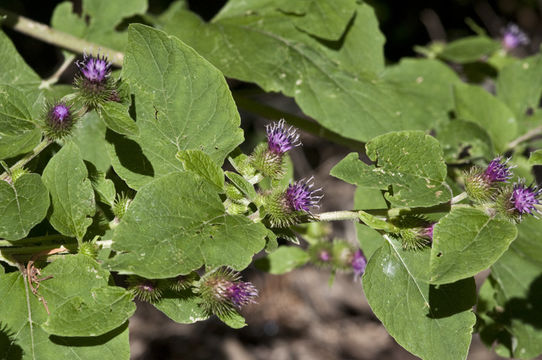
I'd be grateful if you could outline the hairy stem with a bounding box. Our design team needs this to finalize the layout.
[451,191,468,204]
[0,8,124,66]
[317,210,361,222]
[506,125,542,151]
[233,94,364,150]
[40,54,76,89]
[0,139,52,181]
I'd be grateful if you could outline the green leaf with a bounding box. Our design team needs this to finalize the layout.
[331,131,452,208]
[106,130,154,190]
[51,0,148,50]
[217,311,247,329]
[0,272,130,359]
[40,255,135,337]
[106,172,267,278]
[497,55,542,119]
[122,24,244,179]
[159,4,457,142]
[98,102,139,137]
[0,85,41,160]
[72,111,111,173]
[453,82,517,152]
[225,171,257,200]
[254,246,309,274]
[153,289,209,324]
[42,142,96,239]
[436,120,494,162]
[478,217,542,359]
[529,150,542,165]
[439,36,500,63]
[354,186,386,259]
[430,207,517,284]
[0,173,49,240]
[176,150,224,191]
[0,30,41,91]
[358,210,399,232]
[363,236,476,360]
[277,0,356,40]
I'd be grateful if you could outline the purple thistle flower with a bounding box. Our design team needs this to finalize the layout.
[420,223,436,241]
[351,249,367,281]
[285,177,323,212]
[484,157,513,183]
[77,52,112,83]
[226,281,258,308]
[511,181,541,215]
[49,103,70,124]
[266,119,301,155]
[502,24,529,50]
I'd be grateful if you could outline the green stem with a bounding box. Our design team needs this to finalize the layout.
[451,191,468,204]
[506,125,542,151]
[0,8,124,66]
[233,94,364,150]
[0,139,52,181]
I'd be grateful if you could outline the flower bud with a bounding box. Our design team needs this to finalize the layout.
[112,193,131,220]
[75,52,116,108]
[168,272,198,292]
[465,157,513,202]
[79,241,99,259]
[501,24,529,51]
[331,240,355,271]
[265,177,323,227]
[43,102,75,139]
[390,215,434,250]
[495,180,541,222]
[308,241,333,267]
[127,276,164,303]
[351,249,367,282]
[196,268,258,317]
[251,120,301,179]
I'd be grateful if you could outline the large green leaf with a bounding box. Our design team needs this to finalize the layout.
[72,111,111,173]
[430,207,517,284]
[497,55,542,119]
[478,218,542,359]
[0,85,41,160]
[436,120,494,162]
[0,173,49,240]
[438,36,500,63]
[153,288,209,324]
[453,82,517,152]
[106,172,267,278]
[121,24,244,179]
[51,0,148,51]
[363,236,476,360]
[42,142,96,240]
[157,2,457,142]
[0,269,130,359]
[331,131,452,208]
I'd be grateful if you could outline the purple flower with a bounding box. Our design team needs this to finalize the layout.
[77,52,111,83]
[351,249,367,281]
[420,223,436,241]
[511,181,541,215]
[502,24,529,50]
[285,177,323,212]
[226,281,258,308]
[266,119,301,155]
[484,157,513,183]
[49,103,70,124]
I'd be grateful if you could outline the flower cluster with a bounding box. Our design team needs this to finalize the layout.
[308,240,367,281]
[74,52,117,108]
[465,157,541,222]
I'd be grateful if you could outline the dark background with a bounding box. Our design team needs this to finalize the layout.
[2,1,540,359]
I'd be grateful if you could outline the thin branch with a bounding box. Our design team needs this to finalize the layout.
[0,8,123,66]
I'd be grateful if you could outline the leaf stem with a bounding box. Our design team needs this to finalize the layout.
[232,94,364,150]
[0,8,124,66]
[0,139,52,181]
[451,191,468,204]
